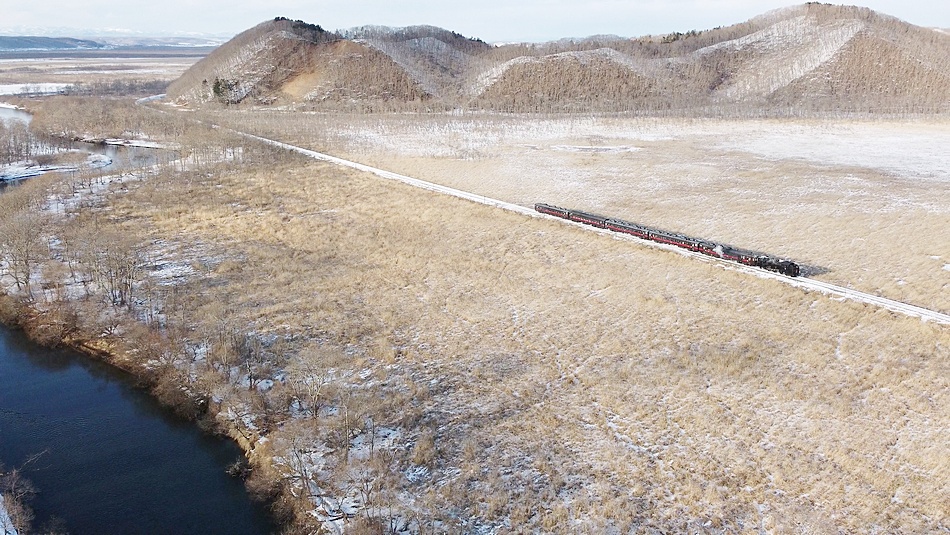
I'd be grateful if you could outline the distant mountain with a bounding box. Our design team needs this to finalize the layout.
[0,36,105,51]
[166,4,950,114]
[92,37,227,48]
[1,24,231,39]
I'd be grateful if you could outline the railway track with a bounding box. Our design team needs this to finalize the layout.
[241,132,950,326]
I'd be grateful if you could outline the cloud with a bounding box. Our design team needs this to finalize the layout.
[1,0,946,41]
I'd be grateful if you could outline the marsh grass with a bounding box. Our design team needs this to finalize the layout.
[6,99,945,531]
[201,111,950,314]
[96,147,950,531]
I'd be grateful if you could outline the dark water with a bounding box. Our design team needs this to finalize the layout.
[0,326,278,534]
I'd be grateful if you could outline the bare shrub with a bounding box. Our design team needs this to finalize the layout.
[411,431,436,467]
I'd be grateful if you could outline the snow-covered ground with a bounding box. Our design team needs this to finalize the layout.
[285,113,950,313]
[98,138,168,149]
[0,83,72,96]
[269,426,406,534]
[0,494,17,535]
[0,58,196,87]
[0,153,112,182]
[62,136,171,150]
[329,116,950,182]
[714,121,950,182]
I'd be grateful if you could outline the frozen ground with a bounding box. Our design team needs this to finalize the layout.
[321,115,950,182]
[249,130,950,325]
[713,121,950,182]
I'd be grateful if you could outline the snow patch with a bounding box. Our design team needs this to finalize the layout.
[1,152,112,182]
[716,122,950,182]
[551,145,639,153]
[148,261,196,285]
[405,464,430,483]
[0,494,17,535]
[349,426,401,461]
[471,56,532,96]
[0,82,72,96]
[99,138,169,149]
[695,16,865,100]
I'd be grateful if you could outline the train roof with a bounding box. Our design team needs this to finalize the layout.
[540,203,792,263]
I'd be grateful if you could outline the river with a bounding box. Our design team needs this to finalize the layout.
[0,104,167,181]
[0,103,277,534]
[0,327,278,534]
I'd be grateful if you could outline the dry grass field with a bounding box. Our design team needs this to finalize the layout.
[100,125,949,532]
[0,54,201,87]
[204,111,950,315]
[3,90,947,531]
[0,57,190,81]
[1,10,947,528]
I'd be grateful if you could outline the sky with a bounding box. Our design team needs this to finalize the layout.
[0,0,948,42]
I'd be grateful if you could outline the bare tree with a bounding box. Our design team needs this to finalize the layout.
[1,453,47,535]
[284,343,345,417]
[0,208,47,301]
[73,226,146,309]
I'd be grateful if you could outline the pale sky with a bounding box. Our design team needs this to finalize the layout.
[1,1,948,42]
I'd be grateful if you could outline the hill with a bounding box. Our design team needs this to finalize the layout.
[166,4,950,113]
[166,18,428,107]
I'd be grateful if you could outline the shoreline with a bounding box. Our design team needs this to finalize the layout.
[0,296,290,534]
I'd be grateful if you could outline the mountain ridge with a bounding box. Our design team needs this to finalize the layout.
[165,5,950,113]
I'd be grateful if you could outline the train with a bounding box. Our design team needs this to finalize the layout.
[534,203,801,277]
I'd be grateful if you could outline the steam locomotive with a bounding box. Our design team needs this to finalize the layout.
[534,203,801,277]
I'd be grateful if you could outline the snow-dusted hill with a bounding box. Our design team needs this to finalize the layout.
[166,18,426,106]
[167,4,950,113]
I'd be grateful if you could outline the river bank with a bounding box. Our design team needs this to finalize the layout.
[0,101,293,532]
[1,101,172,185]
[0,294,285,534]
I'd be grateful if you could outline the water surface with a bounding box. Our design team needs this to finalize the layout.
[0,322,277,534]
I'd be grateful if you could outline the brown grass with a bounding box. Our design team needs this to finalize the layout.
[7,96,945,531]
[95,146,950,531]
[199,111,950,314]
